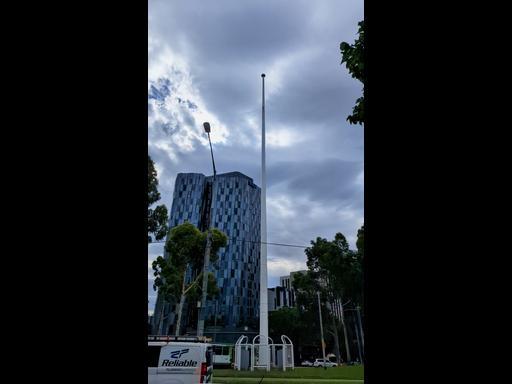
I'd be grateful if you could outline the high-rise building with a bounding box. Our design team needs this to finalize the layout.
[267,286,293,312]
[276,270,306,309]
[153,171,261,339]
[267,270,308,312]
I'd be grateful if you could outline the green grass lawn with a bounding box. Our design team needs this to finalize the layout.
[212,380,362,384]
[214,366,364,381]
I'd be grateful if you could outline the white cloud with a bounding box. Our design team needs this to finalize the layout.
[267,257,306,284]
[148,259,156,279]
[267,128,304,148]
[267,195,297,219]
[148,37,231,165]
[265,49,319,97]
[355,170,364,186]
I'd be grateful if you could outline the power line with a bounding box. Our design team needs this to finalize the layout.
[238,239,308,249]
[267,241,308,249]
[148,238,308,249]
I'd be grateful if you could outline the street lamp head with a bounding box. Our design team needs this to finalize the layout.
[203,122,211,133]
[261,73,265,78]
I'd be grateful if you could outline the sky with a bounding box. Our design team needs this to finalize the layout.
[148,0,364,315]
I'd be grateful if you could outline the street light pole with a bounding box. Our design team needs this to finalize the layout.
[197,122,217,337]
[317,291,327,370]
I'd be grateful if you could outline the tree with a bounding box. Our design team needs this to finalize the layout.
[269,307,302,341]
[152,222,227,335]
[353,224,364,306]
[292,272,340,362]
[269,306,310,359]
[302,232,363,363]
[293,271,321,310]
[148,155,169,242]
[340,20,365,125]
[356,224,364,258]
[185,271,221,328]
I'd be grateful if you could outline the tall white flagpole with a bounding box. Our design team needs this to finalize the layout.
[259,73,269,369]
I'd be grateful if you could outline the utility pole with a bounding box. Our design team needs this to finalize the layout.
[197,122,217,337]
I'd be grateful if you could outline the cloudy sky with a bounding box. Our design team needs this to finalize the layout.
[148,0,364,314]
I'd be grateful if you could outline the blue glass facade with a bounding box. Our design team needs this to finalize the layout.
[154,171,261,335]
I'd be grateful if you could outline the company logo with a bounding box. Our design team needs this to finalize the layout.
[161,359,198,367]
[170,349,189,359]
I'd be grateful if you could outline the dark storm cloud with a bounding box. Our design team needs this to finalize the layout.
[268,64,362,127]
[269,158,363,205]
[149,0,364,147]
[150,0,314,62]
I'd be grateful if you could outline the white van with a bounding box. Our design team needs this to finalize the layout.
[148,336,214,384]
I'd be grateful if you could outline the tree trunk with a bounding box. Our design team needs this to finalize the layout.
[157,297,165,335]
[340,308,351,363]
[174,273,187,336]
[326,290,341,364]
[356,306,364,352]
[157,244,171,335]
[331,315,341,364]
[354,316,363,363]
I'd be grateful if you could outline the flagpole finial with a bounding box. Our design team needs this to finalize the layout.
[261,73,265,77]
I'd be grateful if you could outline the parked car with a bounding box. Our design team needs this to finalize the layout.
[300,360,313,367]
[313,358,338,368]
